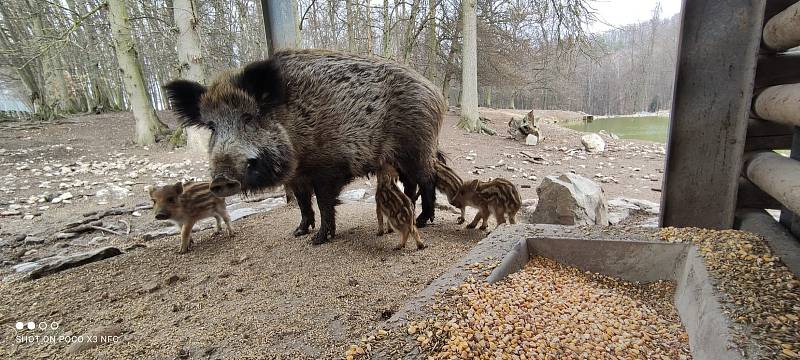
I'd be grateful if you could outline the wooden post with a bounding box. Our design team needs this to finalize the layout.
[753,84,800,127]
[780,128,800,238]
[743,150,800,215]
[660,0,767,229]
[763,1,800,51]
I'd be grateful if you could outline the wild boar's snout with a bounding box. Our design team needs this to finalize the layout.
[210,176,241,197]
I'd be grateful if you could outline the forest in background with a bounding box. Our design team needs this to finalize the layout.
[0,0,678,127]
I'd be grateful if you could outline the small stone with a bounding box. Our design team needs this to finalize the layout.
[24,236,45,245]
[143,281,161,293]
[525,134,539,146]
[165,274,182,285]
[56,232,77,240]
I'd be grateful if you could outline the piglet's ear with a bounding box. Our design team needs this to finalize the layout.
[234,59,285,111]
[164,80,207,128]
[469,179,479,192]
[174,182,184,194]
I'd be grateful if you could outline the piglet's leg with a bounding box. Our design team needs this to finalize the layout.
[394,227,409,250]
[376,202,386,236]
[494,209,507,228]
[479,206,490,230]
[220,210,235,236]
[466,211,483,229]
[457,207,466,224]
[179,220,196,254]
[214,216,223,233]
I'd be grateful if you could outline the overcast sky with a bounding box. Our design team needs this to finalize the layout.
[589,0,683,32]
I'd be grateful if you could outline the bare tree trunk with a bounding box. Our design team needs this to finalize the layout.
[401,0,420,63]
[107,0,167,145]
[382,0,391,57]
[457,0,479,132]
[424,0,437,81]
[346,0,355,52]
[363,0,374,55]
[174,0,210,151]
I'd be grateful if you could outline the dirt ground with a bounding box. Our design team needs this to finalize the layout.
[0,108,667,358]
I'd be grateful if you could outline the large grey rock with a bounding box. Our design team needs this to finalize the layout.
[580,133,606,153]
[528,173,609,226]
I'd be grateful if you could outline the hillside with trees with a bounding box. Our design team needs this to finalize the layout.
[0,0,678,137]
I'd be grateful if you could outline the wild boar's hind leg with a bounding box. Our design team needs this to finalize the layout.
[399,172,418,205]
[398,161,437,228]
[417,181,436,227]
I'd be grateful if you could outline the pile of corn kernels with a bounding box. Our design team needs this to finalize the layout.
[413,256,691,359]
[660,228,800,359]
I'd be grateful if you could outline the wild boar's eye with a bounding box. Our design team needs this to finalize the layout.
[247,158,257,169]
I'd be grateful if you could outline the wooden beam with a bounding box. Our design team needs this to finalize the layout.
[745,134,793,150]
[763,1,800,51]
[737,177,782,209]
[746,117,794,150]
[753,84,800,127]
[764,0,799,23]
[780,128,800,238]
[660,0,767,229]
[743,150,800,215]
[754,52,800,90]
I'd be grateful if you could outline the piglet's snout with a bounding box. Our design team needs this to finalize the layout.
[210,176,241,197]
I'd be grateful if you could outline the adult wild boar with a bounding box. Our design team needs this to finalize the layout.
[165,49,444,245]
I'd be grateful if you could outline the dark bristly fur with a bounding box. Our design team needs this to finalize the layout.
[165,49,445,245]
[375,166,425,250]
[149,181,234,254]
[450,178,522,230]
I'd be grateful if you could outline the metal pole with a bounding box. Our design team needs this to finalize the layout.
[261,0,298,56]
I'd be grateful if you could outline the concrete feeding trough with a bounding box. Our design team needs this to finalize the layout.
[388,224,765,359]
[484,229,757,360]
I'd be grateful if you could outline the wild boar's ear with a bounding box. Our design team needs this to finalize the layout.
[174,182,184,194]
[164,80,207,128]
[235,59,286,110]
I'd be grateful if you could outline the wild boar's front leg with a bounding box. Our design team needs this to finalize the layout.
[290,181,315,237]
[310,175,348,245]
